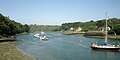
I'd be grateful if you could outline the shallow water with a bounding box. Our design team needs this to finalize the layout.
[16,32,120,60]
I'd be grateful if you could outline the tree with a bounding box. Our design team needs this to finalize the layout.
[0,13,30,37]
[24,24,30,33]
[112,24,120,35]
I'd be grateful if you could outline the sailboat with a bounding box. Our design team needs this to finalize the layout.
[90,14,120,50]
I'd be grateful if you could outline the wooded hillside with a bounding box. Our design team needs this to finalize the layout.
[0,13,30,37]
[61,18,120,35]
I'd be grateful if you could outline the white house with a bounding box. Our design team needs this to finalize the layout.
[76,27,82,32]
[98,27,111,31]
[70,27,74,31]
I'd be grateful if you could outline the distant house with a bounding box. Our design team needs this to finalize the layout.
[70,27,74,31]
[108,27,111,30]
[98,27,105,31]
[76,27,82,32]
[98,27,110,31]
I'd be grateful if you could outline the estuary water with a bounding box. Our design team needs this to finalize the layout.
[16,32,120,60]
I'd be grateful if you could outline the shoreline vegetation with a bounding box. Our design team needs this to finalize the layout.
[0,34,34,60]
[0,42,34,60]
[61,18,120,40]
[63,31,86,35]
[62,31,120,40]
[0,13,34,60]
[85,35,120,40]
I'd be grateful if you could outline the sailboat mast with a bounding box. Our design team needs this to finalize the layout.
[105,12,108,43]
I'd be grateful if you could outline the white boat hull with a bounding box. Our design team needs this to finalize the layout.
[90,44,120,50]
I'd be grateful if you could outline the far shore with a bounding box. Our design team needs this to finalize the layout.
[85,35,120,40]
[62,31,120,40]
[62,31,86,35]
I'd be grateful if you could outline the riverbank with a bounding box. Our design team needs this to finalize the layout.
[63,31,86,35]
[85,35,120,40]
[62,31,120,40]
[0,37,16,43]
[0,39,34,60]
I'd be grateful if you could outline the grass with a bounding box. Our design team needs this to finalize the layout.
[0,42,34,60]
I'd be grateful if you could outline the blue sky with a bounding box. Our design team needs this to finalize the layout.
[0,0,120,25]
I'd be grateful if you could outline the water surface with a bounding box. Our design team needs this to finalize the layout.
[16,32,120,60]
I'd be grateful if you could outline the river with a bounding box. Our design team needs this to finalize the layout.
[16,32,120,60]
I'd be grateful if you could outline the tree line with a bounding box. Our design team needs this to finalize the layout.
[0,13,30,38]
[61,18,120,35]
[30,24,61,32]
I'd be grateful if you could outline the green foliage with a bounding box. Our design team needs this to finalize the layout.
[96,18,120,35]
[0,13,30,37]
[61,18,120,35]
[112,24,120,35]
[30,24,60,32]
[61,21,97,31]
[96,18,120,28]
[96,19,106,27]
[24,24,30,33]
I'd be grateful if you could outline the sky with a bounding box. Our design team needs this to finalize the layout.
[0,0,120,25]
